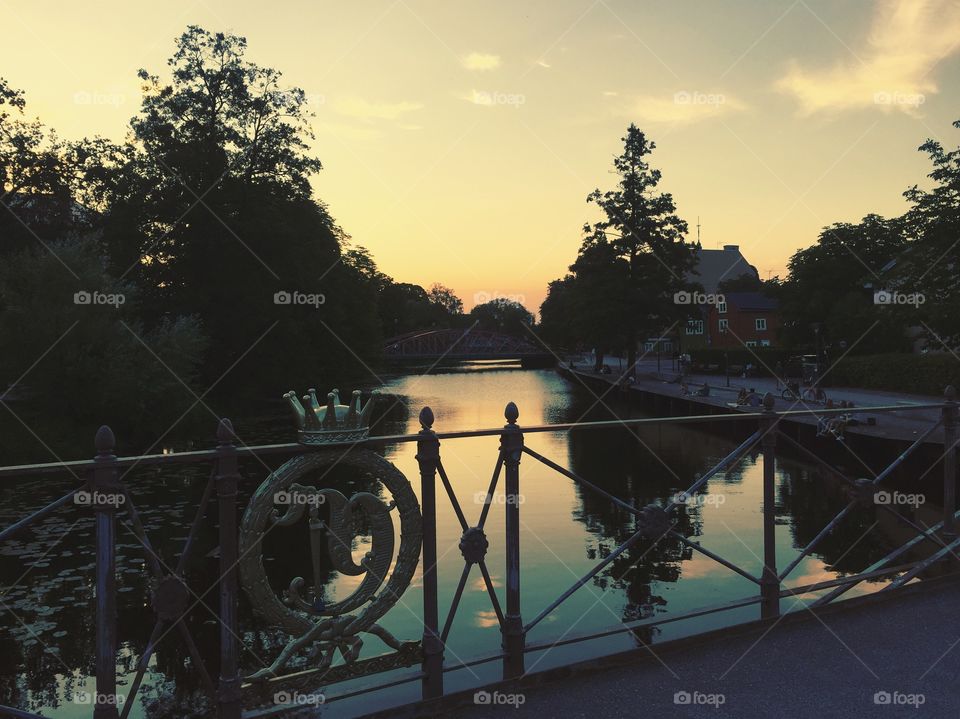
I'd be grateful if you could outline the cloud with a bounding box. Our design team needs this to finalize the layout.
[461,52,501,70]
[536,59,551,69]
[475,610,500,628]
[776,0,960,115]
[332,96,423,122]
[628,91,747,126]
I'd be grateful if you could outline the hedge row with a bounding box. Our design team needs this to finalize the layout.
[826,354,958,397]
[687,349,791,374]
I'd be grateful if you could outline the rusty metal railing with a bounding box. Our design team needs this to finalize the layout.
[0,387,957,718]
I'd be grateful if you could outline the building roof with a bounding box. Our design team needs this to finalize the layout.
[688,244,758,293]
[724,291,778,311]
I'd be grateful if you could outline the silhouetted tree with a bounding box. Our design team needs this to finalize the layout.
[540,242,633,368]
[468,298,534,335]
[895,120,960,349]
[778,215,908,353]
[99,26,381,391]
[0,79,100,253]
[379,282,452,335]
[717,273,764,294]
[0,237,208,457]
[540,125,695,369]
[428,283,464,315]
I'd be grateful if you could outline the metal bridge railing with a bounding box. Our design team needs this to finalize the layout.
[0,387,957,718]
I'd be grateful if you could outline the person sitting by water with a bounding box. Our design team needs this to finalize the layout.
[746,389,763,407]
[680,381,689,395]
[817,410,849,440]
[826,416,848,440]
[696,383,710,397]
[736,388,749,405]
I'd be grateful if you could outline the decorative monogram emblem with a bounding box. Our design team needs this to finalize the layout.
[238,449,422,684]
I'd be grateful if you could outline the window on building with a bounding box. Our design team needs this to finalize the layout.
[718,319,729,332]
[644,342,654,352]
[686,320,703,335]
[755,318,767,331]
[760,339,771,347]
[717,300,727,314]
[746,340,757,347]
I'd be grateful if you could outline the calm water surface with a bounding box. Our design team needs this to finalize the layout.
[0,363,936,716]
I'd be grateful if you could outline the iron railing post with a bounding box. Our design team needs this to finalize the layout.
[760,394,780,619]
[215,419,241,719]
[943,386,958,536]
[501,401,525,679]
[415,407,444,699]
[92,426,120,719]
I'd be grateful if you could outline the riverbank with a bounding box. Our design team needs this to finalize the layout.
[557,357,950,447]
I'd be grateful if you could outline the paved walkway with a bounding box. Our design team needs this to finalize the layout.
[456,580,960,718]
[583,355,946,406]
[563,356,948,445]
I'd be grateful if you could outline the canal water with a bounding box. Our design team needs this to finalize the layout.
[0,363,944,717]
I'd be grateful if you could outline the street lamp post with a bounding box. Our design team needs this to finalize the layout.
[811,322,823,378]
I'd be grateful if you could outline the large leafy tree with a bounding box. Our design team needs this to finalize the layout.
[0,237,209,458]
[540,242,633,366]
[379,282,452,336]
[779,215,909,353]
[102,27,380,390]
[894,121,960,349]
[341,250,463,337]
[427,283,464,316]
[0,79,80,253]
[541,125,695,369]
[469,298,535,335]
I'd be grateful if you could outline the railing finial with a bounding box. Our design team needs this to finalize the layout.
[217,418,236,444]
[95,425,115,455]
[946,385,956,402]
[419,406,435,430]
[504,401,519,424]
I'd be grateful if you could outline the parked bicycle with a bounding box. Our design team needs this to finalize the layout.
[781,381,827,404]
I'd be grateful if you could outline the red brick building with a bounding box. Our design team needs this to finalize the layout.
[705,292,780,348]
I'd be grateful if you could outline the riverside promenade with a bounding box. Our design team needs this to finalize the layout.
[560,356,949,446]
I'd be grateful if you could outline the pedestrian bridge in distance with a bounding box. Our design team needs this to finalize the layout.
[383,327,554,367]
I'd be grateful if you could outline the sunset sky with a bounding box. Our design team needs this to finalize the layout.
[2,0,959,313]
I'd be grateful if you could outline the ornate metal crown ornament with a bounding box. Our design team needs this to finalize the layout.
[283,387,378,445]
[237,386,422,698]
